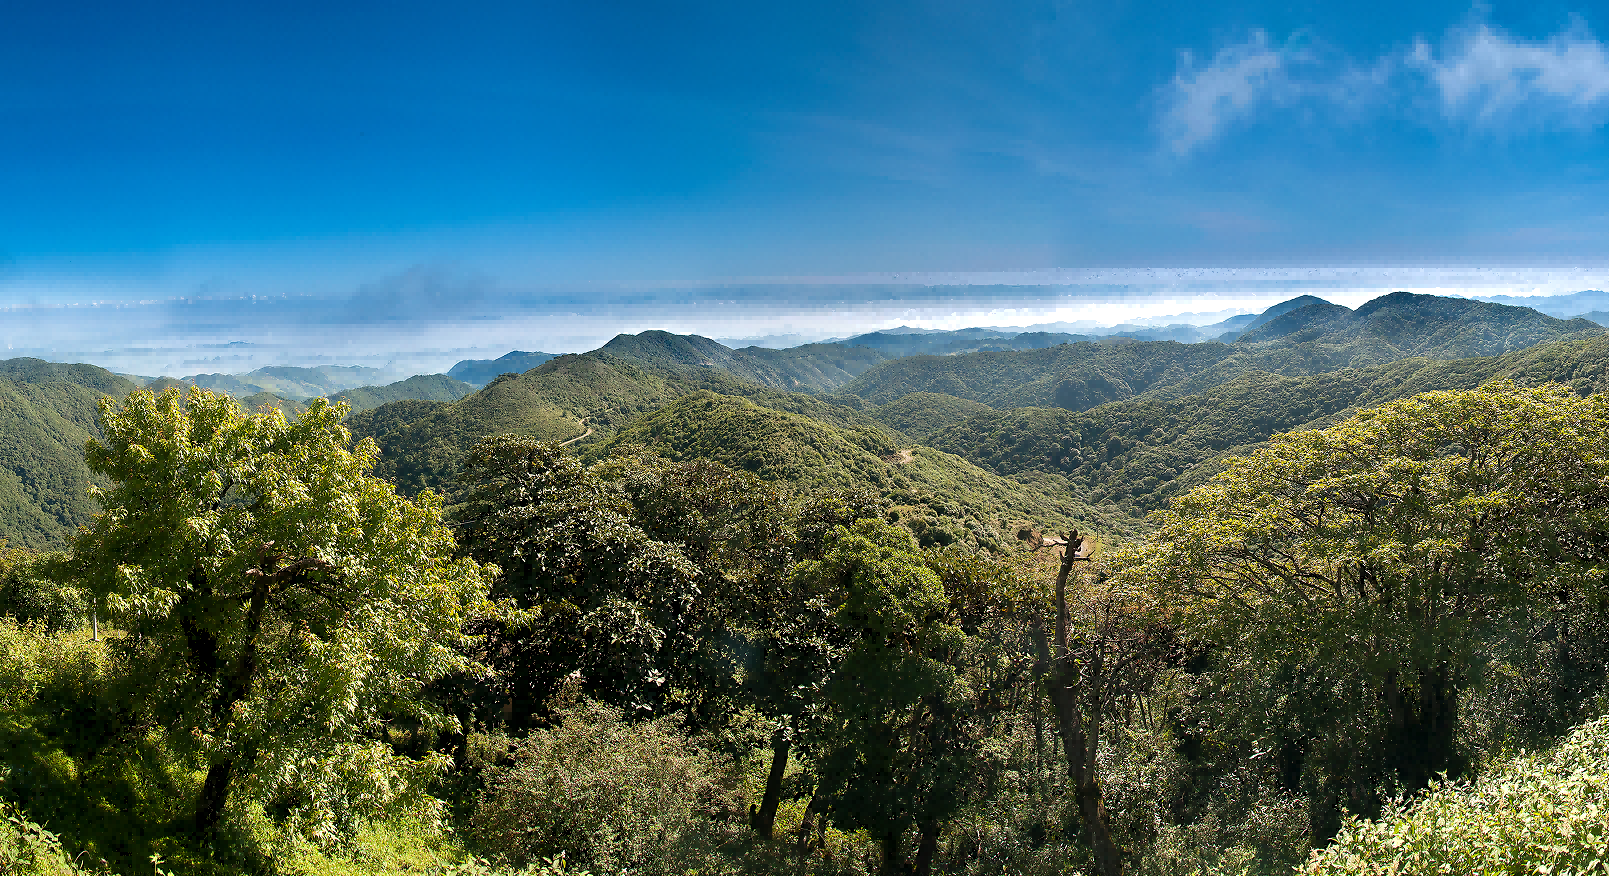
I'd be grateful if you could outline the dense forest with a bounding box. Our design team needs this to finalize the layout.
[3,292,1609,875]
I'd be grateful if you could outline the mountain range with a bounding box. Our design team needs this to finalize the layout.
[4,290,1608,549]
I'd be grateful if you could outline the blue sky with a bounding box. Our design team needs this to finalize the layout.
[8,1,1609,371]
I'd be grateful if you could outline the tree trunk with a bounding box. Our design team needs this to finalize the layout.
[1041,534,1124,876]
[912,821,939,876]
[1385,662,1461,792]
[795,792,819,858]
[880,832,904,876]
[194,758,235,836]
[192,580,271,837]
[753,725,791,838]
[1048,675,1124,876]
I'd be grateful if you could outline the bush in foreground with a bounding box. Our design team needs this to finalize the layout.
[1301,714,1609,875]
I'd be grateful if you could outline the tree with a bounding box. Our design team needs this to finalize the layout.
[1031,532,1169,876]
[451,437,701,724]
[797,520,975,876]
[73,387,488,840]
[1137,382,1609,834]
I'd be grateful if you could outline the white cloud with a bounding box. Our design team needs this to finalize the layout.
[1160,31,1289,156]
[1161,18,1609,154]
[1414,22,1609,127]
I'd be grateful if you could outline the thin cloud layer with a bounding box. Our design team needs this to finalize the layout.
[1160,31,1290,156]
[1415,22,1609,127]
[1163,17,1609,155]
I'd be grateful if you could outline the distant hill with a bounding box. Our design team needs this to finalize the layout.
[1233,292,1601,362]
[0,359,137,549]
[329,374,475,413]
[594,331,888,392]
[927,332,1609,527]
[181,364,405,399]
[1477,290,1609,318]
[843,292,1603,411]
[842,340,1238,410]
[446,351,558,387]
[839,329,1091,357]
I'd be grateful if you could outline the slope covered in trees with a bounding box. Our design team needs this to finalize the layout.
[0,359,136,549]
[447,350,558,386]
[928,333,1609,524]
[844,292,1604,411]
[585,391,1111,545]
[595,330,889,392]
[328,373,475,412]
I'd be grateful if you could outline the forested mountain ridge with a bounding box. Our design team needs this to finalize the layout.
[1235,291,1602,360]
[180,363,405,398]
[447,350,558,387]
[596,330,889,392]
[583,391,1115,546]
[844,291,1603,410]
[842,339,1238,409]
[0,359,137,549]
[928,333,1609,524]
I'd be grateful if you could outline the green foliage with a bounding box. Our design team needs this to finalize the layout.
[452,437,701,720]
[1136,382,1609,833]
[807,522,970,825]
[468,696,740,874]
[843,340,1237,410]
[1301,714,1609,876]
[866,392,993,442]
[72,386,489,842]
[595,331,888,393]
[0,546,84,634]
[0,359,137,551]
[330,375,476,413]
[0,797,100,876]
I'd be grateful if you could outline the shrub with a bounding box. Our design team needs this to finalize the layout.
[0,799,101,876]
[468,697,740,873]
[0,546,85,635]
[1301,715,1609,875]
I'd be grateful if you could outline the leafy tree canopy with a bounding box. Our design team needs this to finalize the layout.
[1134,381,1609,831]
[73,387,489,841]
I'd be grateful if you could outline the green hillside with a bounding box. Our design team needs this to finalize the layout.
[447,350,558,387]
[329,373,475,412]
[842,339,1237,409]
[181,364,403,399]
[930,333,1609,524]
[596,330,887,392]
[347,354,684,495]
[585,391,1118,545]
[867,391,994,441]
[0,359,136,549]
[844,292,1603,412]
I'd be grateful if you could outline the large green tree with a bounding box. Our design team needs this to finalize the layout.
[73,387,488,840]
[1138,381,1609,834]
[798,520,977,876]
